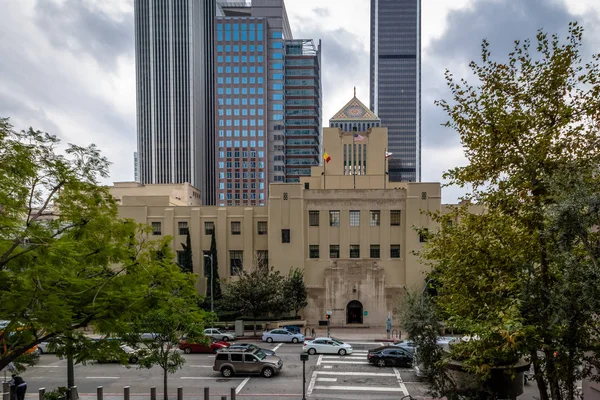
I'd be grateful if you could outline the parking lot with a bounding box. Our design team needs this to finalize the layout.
[11,341,541,399]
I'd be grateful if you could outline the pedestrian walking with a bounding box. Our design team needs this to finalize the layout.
[10,375,27,400]
[311,328,315,338]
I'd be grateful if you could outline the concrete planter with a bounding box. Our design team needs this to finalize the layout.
[445,358,531,398]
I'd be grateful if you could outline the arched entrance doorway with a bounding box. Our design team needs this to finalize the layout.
[346,300,363,324]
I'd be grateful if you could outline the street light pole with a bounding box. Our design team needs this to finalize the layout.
[203,254,214,328]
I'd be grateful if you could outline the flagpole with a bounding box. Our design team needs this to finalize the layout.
[384,148,387,189]
[323,148,326,190]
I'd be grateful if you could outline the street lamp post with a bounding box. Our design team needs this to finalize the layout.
[203,254,214,328]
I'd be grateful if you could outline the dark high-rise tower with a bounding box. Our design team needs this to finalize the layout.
[134,0,216,205]
[369,0,421,182]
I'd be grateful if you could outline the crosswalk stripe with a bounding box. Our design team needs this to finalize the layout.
[322,356,365,360]
[320,361,369,364]
[314,371,396,377]
[312,386,404,392]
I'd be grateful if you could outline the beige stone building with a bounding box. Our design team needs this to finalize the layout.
[115,95,453,327]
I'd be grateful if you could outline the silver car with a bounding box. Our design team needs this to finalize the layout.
[262,329,304,343]
[204,328,236,341]
[213,348,282,378]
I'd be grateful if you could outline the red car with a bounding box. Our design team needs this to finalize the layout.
[179,338,230,354]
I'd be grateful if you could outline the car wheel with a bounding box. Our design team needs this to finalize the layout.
[292,338,299,344]
[308,348,317,355]
[266,337,274,343]
[377,359,386,368]
[38,348,44,355]
[184,347,192,354]
[129,357,138,364]
[222,337,229,342]
[221,367,234,378]
[262,367,274,378]
[338,349,347,356]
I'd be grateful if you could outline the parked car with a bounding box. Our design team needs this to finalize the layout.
[262,329,304,343]
[37,341,55,354]
[179,337,230,354]
[228,343,276,356]
[302,337,353,355]
[391,339,416,354]
[204,328,236,342]
[368,346,413,367]
[97,345,141,364]
[213,348,283,378]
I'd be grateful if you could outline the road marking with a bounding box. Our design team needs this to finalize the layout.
[236,377,250,394]
[323,365,332,369]
[347,342,383,345]
[273,343,283,352]
[85,377,120,379]
[180,377,244,380]
[188,365,212,368]
[316,378,337,382]
[322,356,366,360]
[393,367,409,396]
[315,371,396,377]
[207,355,215,358]
[320,361,369,364]
[306,371,318,395]
[33,366,61,368]
[312,386,404,392]
[316,354,323,366]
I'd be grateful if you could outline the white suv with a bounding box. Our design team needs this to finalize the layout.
[204,328,236,341]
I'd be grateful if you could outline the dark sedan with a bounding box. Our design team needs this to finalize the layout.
[227,343,276,356]
[367,346,413,368]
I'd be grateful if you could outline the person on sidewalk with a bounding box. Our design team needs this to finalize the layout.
[10,375,27,400]
[311,328,315,338]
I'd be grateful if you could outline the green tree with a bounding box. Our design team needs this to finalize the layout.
[423,23,600,400]
[179,231,193,273]
[205,232,222,301]
[0,118,200,374]
[129,303,206,400]
[283,268,308,318]
[220,260,284,336]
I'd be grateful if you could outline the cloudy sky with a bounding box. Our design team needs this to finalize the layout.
[1,0,599,202]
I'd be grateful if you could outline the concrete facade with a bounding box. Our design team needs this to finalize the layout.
[114,96,454,327]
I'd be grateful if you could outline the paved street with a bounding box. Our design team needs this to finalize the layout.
[7,340,542,400]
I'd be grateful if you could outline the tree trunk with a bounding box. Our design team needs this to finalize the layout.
[253,319,257,337]
[163,368,168,400]
[531,350,550,400]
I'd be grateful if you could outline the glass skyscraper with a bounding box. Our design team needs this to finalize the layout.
[370,0,421,182]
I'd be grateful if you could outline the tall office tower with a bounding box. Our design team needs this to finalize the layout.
[216,0,321,206]
[134,0,217,205]
[369,0,421,182]
[284,39,322,183]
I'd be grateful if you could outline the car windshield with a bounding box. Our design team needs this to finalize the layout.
[254,350,267,360]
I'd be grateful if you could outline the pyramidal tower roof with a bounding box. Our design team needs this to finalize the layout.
[330,87,381,122]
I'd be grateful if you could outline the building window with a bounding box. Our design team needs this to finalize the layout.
[151,222,161,235]
[308,211,319,226]
[350,245,360,258]
[257,221,268,235]
[390,210,401,226]
[309,245,319,259]
[231,221,241,235]
[349,210,360,227]
[330,245,340,259]
[230,250,243,275]
[256,250,268,267]
[178,221,189,235]
[281,229,290,243]
[390,245,401,259]
[370,245,380,259]
[421,192,427,200]
[329,210,340,227]
[176,250,185,267]
[419,228,429,243]
[369,210,380,226]
[205,221,215,235]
